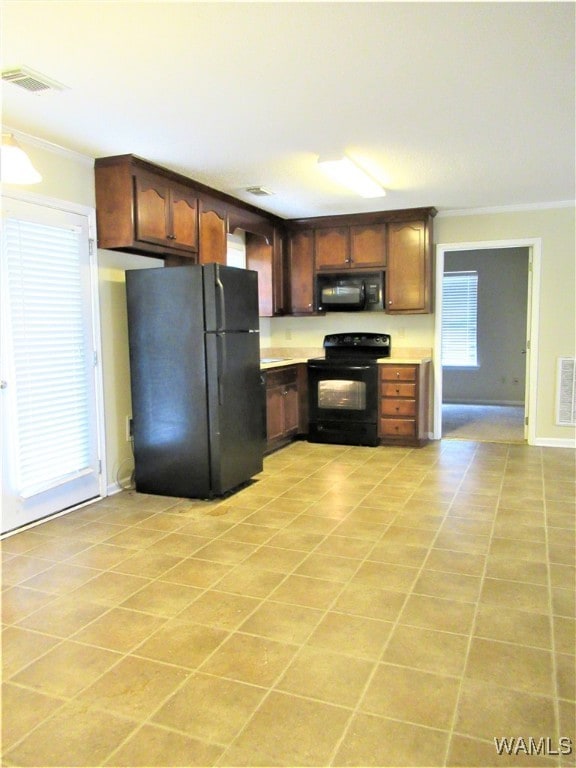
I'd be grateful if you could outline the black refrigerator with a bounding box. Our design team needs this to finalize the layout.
[125,264,264,498]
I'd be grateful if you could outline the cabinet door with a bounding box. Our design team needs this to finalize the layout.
[350,224,386,269]
[170,184,198,252]
[199,205,227,264]
[271,228,286,317]
[134,173,171,247]
[289,230,315,314]
[246,230,285,317]
[265,367,300,448]
[386,221,431,313]
[266,385,285,442]
[284,384,300,435]
[314,227,350,271]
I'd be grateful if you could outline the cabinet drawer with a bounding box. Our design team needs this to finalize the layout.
[380,365,417,382]
[381,399,416,417]
[381,382,416,398]
[380,418,417,437]
[266,366,298,388]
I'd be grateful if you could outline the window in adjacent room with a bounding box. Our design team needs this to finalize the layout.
[441,270,479,367]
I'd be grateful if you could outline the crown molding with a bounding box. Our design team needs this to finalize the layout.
[3,126,94,167]
[437,200,575,218]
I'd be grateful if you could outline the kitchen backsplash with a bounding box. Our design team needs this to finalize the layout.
[260,313,435,354]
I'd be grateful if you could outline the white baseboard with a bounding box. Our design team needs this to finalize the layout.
[533,437,576,449]
[107,475,134,496]
[443,400,525,407]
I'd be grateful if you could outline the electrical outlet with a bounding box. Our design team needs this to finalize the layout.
[125,416,133,442]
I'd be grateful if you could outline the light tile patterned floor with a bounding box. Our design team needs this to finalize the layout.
[1,440,575,767]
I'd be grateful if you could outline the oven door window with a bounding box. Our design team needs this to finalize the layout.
[318,380,366,410]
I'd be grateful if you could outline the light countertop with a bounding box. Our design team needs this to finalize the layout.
[260,349,432,370]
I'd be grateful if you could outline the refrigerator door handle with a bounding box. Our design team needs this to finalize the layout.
[215,269,226,332]
[217,332,227,405]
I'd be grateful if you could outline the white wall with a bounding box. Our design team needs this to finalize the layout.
[98,251,162,491]
[265,312,434,356]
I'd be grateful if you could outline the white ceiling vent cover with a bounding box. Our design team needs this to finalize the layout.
[556,357,576,426]
[245,186,274,197]
[2,67,67,94]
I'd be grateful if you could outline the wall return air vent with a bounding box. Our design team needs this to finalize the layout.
[556,357,576,427]
[2,66,67,94]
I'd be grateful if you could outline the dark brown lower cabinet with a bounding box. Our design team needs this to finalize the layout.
[264,364,307,453]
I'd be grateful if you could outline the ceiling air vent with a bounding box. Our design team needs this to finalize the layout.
[2,67,67,94]
[245,186,274,197]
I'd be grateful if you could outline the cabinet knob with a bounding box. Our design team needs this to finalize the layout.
[388,300,393,305]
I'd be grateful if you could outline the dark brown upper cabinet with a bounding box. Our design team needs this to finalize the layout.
[198,197,228,265]
[350,223,387,269]
[288,229,316,314]
[246,228,285,317]
[386,219,432,314]
[314,222,386,272]
[314,226,350,271]
[134,173,198,253]
[95,156,198,259]
[95,153,435,315]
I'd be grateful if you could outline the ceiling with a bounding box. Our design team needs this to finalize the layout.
[1,1,575,220]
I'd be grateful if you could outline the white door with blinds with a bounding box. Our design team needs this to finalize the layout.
[1,196,104,534]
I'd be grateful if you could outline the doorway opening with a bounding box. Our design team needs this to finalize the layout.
[433,238,541,444]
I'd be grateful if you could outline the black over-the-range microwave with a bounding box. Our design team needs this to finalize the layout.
[316,272,384,312]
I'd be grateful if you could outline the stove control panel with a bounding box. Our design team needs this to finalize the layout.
[324,333,391,349]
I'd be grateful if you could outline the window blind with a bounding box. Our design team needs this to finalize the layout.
[4,216,92,497]
[441,271,478,367]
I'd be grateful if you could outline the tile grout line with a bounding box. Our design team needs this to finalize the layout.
[90,442,403,767]
[324,440,478,767]
[440,441,509,767]
[215,443,414,766]
[3,441,573,767]
[542,448,565,766]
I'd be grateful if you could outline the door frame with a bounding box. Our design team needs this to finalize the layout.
[1,189,108,528]
[433,238,541,444]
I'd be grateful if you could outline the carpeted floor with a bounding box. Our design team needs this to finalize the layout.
[442,404,526,443]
